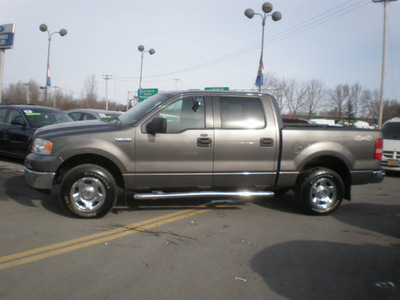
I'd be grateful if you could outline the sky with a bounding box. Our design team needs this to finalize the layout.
[1,0,400,106]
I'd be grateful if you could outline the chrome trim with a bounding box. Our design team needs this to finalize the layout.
[370,170,385,184]
[134,191,274,200]
[24,168,55,190]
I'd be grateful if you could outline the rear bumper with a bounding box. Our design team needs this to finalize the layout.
[370,170,385,184]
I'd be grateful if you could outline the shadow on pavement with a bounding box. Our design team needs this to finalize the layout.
[251,240,400,300]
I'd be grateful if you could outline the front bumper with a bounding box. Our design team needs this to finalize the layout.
[24,167,55,190]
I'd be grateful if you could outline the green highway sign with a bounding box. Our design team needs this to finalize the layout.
[138,88,158,101]
[204,87,229,91]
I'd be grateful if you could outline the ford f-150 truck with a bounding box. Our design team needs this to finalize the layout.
[24,91,384,218]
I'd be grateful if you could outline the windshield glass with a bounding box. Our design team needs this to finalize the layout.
[24,109,73,128]
[382,122,400,140]
[118,93,171,125]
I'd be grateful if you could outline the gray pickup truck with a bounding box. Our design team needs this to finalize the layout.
[24,91,384,218]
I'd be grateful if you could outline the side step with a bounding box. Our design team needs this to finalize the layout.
[133,191,274,200]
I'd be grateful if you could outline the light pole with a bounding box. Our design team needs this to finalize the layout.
[138,45,155,102]
[103,74,112,110]
[245,2,281,92]
[372,0,397,128]
[39,24,67,103]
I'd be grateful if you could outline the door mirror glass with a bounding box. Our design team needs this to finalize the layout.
[146,117,167,134]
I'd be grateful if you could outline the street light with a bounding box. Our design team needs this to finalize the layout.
[245,2,281,92]
[39,23,67,103]
[138,45,155,102]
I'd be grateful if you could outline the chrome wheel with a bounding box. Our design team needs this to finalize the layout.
[309,177,337,211]
[70,177,106,212]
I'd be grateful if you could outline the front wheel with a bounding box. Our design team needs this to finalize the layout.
[296,168,344,215]
[59,164,117,218]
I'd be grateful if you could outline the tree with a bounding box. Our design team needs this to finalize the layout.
[283,79,306,117]
[304,79,325,117]
[328,84,350,117]
[263,72,286,112]
[83,74,98,108]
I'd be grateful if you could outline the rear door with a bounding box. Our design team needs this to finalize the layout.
[134,95,214,191]
[212,95,279,189]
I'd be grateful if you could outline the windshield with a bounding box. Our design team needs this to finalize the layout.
[25,109,73,128]
[382,122,400,140]
[118,93,171,125]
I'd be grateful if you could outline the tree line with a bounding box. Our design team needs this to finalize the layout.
[261,72,400,124]
[1,75,126,111]
[2,72,399,124]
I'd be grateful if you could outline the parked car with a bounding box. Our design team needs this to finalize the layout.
[0,104,73,158]
[381,118,400,172]
[67,109,122,122]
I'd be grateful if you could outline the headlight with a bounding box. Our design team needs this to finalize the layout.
[32,138,53,155]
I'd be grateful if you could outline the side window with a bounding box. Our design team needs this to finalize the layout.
[8,109,25,125]
[68,112,81,121]
[83,113,96,120]
[0,108,8,124]
[158,97,205,133]
[219,97,266,129]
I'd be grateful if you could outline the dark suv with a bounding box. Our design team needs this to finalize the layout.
[0,104,73,159]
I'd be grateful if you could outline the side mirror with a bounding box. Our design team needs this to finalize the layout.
[146,117,167,134]
[11,118,27,127]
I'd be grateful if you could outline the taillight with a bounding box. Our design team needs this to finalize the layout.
[374,138,383,160]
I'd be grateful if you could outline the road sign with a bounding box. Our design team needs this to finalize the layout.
[204,87,229,91]
[0,24,15,49]
[137,88,158,101]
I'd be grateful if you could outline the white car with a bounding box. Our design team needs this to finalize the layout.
[381,118,400,172]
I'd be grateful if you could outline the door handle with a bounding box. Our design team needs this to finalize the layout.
[197,137,212,147]
[260,138,274,147]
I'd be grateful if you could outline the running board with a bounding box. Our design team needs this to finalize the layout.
[133,191,274,200]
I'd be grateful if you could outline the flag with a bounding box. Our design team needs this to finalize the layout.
[47,65,51,87]
[255,57,264,87]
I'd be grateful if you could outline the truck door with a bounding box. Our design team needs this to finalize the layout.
[134,96,213,190]
[212,96,279,189]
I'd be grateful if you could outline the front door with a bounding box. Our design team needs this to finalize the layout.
[134,96,213,191]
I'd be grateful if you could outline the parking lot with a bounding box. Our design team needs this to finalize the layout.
[0,158,399,300]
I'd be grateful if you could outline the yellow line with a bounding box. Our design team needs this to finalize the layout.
[0,208,210,270]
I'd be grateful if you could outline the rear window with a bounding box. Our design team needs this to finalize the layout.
[382,122,400,140]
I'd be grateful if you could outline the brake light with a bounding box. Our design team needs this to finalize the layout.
[374,138,383,160]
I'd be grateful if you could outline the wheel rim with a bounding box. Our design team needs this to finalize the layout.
[309,177,337,211]
[70,177,106,212]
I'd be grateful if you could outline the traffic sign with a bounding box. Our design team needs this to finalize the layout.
[0,24,15,49]
[138,88,158,101]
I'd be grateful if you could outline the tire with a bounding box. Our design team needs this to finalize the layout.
[296,168,344,215]
[59,164,117,218]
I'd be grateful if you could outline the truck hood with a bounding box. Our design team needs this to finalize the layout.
[34,120,128,138]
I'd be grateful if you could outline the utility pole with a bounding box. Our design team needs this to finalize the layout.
[373,0,397,128]
[103,74,112,110]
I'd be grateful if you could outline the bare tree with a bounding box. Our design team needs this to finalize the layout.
[263,72,286,112]
[283,79,306,117]
[361,89,380,123]
[83,74,98,108]
[349,82,365,118]
[304,79,325,117]
[328,84,350,117]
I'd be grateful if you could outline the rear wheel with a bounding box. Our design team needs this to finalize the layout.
[59,164,117,218]
[296,168,344,215]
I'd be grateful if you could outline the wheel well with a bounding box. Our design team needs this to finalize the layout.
[301,156,351,200]
[55,154,124,188]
